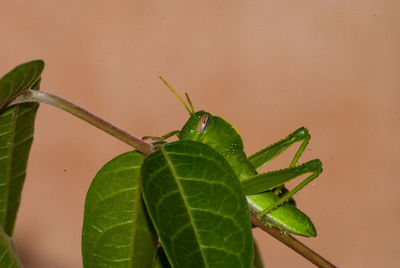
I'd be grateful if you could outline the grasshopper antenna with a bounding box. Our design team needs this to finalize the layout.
[185,92,195,114]
[159,76,194,115]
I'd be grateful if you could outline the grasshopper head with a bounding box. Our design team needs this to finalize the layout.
[159,77,244,157]
[179,111,244,157]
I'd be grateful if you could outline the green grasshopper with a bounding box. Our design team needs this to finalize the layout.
[144,77,323,237]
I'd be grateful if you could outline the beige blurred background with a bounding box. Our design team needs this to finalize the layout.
[1,1,399,267]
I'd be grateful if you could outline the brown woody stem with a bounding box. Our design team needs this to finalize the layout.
[9,89,337,268]
[250,211,336,268]
[8,89,156,155]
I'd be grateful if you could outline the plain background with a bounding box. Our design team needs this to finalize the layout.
[1,1,399,267]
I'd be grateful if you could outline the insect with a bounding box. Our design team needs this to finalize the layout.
[145,77,323,237]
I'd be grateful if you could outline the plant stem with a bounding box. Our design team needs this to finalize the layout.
[250,211,336,268]
[9,89,336,268]
[8,89,156,155]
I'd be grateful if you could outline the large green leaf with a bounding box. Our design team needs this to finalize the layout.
[0,61,43,235]
[0,224,22,267]
[141,141,253,268]
[0,60,44,109]
[82,151,158,268]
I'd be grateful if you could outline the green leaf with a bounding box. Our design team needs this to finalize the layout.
[152,247,171,268]
[0,61,43,235]
[0,103,38,235]
[141,141,254,268]
[82,151,158,268]
[0,60,44,109]
[0,224,23,267]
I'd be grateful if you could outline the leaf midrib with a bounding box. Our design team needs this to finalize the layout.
[161,146,208,268]
[2,105,18,233]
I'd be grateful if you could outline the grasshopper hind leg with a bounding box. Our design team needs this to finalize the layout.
[245,127,322,235]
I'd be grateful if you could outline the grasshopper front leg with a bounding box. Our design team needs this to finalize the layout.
[142,130,180,142]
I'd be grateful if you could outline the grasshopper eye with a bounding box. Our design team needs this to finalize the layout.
[197,114,210,133]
